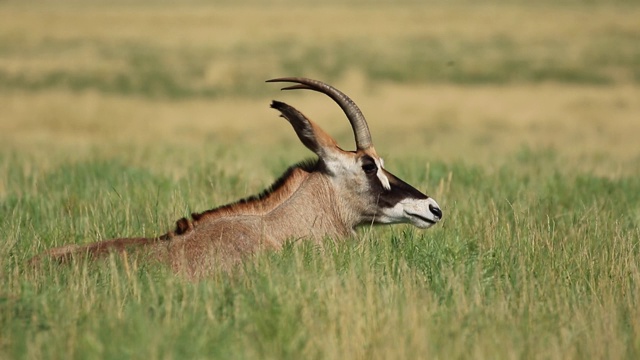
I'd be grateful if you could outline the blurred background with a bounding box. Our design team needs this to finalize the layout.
[1,0,639,177]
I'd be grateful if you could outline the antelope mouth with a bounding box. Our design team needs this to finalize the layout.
[405,211,437,225]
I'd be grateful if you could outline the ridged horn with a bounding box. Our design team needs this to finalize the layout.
[267,77,373,150]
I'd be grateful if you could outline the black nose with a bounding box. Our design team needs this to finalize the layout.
[429,204,443,219]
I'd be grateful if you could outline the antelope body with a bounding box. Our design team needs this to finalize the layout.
[35,78,442,278]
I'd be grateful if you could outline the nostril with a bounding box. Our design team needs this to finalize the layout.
[429,204,443,219]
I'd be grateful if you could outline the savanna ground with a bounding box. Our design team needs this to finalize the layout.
[1,0,640,358]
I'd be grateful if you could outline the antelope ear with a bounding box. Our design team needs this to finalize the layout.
[271,101,339,158]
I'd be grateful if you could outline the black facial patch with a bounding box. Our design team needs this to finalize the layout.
[369,169,429,208]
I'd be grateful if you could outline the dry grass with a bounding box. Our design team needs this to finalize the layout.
[2,83,639,177]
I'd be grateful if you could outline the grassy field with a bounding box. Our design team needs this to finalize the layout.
[1,1,640,359]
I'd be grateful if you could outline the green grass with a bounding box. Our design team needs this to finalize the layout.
[1,147,639,359]
[1,34,639,99]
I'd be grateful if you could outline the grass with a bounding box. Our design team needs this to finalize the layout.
[1,2,639,98]
[3,34,637,98]
[1,0,640,359]
[2,153,639,359]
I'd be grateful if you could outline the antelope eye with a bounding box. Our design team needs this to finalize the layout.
[362,162,378,174]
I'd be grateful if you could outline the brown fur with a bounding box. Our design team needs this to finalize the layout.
[31,78,442,279]
[32,161,351,278]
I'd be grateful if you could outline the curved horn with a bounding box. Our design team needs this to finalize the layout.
[267,77,373,150]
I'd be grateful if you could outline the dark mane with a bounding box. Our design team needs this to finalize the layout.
[181,159,320,230]
[202,158,320,214]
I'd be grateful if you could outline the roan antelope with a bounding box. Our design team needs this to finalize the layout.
[33,77,443,278]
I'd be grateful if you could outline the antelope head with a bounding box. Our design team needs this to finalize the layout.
[267,77,443,230]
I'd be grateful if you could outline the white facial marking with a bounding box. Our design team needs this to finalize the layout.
[377,170,391,190]
[376,197,442,229]
[375,158,391,190]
